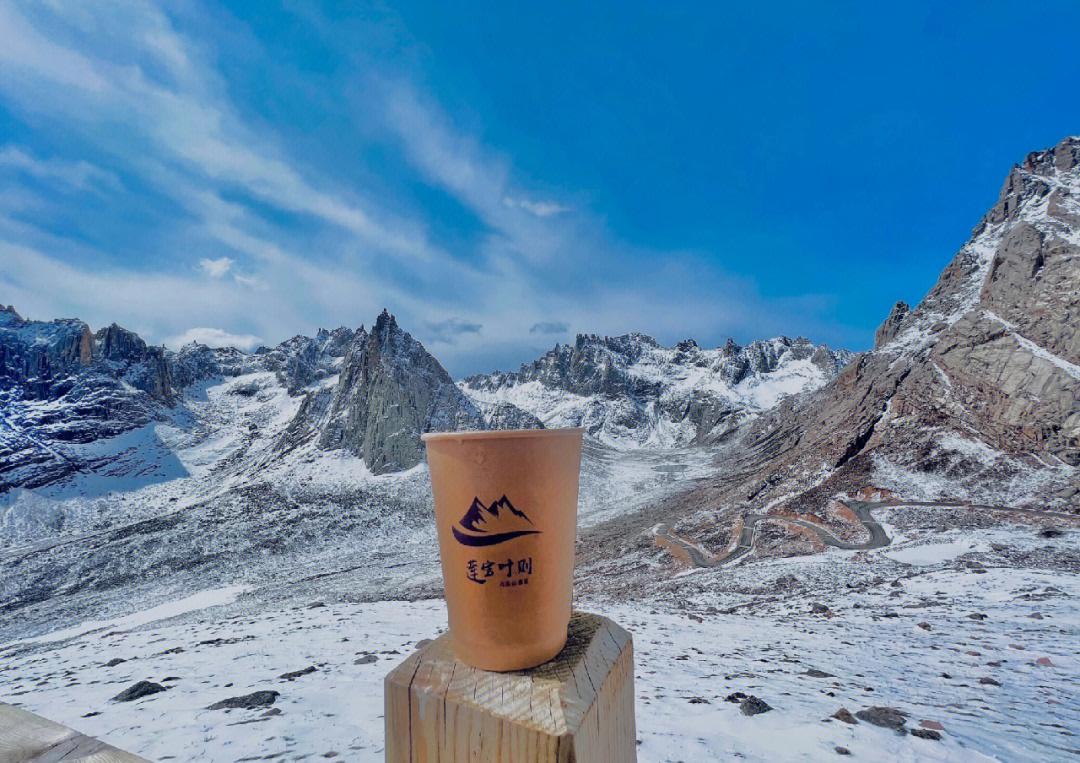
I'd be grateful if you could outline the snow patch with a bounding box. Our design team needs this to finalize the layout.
[884,538,987,566]
[13,585,250,645]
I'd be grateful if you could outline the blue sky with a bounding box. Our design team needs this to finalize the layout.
[1,1,1078,376]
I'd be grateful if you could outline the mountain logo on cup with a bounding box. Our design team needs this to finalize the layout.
[452,495,541,547]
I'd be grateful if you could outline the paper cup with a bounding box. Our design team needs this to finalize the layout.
[422,428,584,671]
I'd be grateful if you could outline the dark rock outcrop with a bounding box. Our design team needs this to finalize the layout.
[874,301,910,349]
[739,695,772,716]
[279,666,318,680]
[207,690,279,710]
[281,311,483,474]
[256,327,356,393]
[112,680,167,702]
[855,706,908,734]
[95,323,173,400]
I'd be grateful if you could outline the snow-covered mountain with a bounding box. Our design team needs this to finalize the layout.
[1,305,844,495]
[608,136,1080,568]
[746,136,1080,509]
[461,333,853,448]
[0,306,360,493]
[0,308,174,491]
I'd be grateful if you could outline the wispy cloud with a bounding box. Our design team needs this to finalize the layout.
[199,257,233,278]
[424,317,483,344]
[0,0,439,264]
[529,321,569,334]
[0,146,121,193]
[504,198,573,218]
[0,241,274,339]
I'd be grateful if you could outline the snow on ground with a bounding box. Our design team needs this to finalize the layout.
[578,441,722,528]
[2,519,1077,763]
[883,539,989,566]
[11,586,250,647]
[871,432,1075,509]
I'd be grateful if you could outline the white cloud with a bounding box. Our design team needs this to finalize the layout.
[166,326,263,350]
[0,1,111,92]
[198,256,233,278]
[166,327,262,351]
[503,197,572,217]
[374,78,585,266]
[0,146,121,192]
[0,1,441,265]
[232,272,266,289]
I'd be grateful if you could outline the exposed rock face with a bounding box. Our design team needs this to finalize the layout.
[874,301,909,349]
[255,326,356,393]
[461,333,852,448]
[281,311,484,474]
[0,310,176,490]
[680,135,1080,523]
[207,690,278,710]
[0,306,95,399]
[112,680,168,702]
[167,343,250,389]
[95,323,173,400]
[856,706,908,734]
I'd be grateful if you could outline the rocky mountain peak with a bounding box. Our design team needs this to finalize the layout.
[95,323,148,362]
[1022,135,1080,175]
[257,325,358,394]
[0,312,95,397]
[280,310,482,474]
[372,309,400,339]
[982,136,1080,230]
[707,136,1080,520]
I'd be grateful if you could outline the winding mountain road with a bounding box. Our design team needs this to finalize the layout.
[655,499,1077,568]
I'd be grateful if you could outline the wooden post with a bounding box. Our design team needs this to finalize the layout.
[385,611,636,762]
[0,701,152,762]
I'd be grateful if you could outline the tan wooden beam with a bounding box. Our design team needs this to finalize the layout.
[385,611,637,762]
[0,702,152,763]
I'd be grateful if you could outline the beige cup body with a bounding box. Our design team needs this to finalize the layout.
[424,429,583,672]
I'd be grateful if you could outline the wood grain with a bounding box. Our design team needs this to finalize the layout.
[385,611,636,762]
[0,702,152,763]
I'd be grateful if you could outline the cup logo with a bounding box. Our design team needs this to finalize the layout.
[452,495,540,547]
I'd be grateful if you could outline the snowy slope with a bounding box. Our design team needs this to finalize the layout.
[2,508,1076,762]
[0,359,721,643]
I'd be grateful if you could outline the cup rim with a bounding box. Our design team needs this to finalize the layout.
[421,427,584,442]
